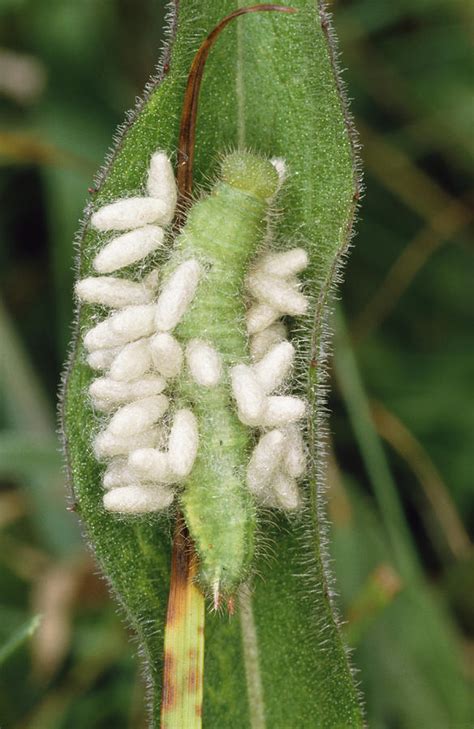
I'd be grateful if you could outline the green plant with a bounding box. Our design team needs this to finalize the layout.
[62,2,364,726]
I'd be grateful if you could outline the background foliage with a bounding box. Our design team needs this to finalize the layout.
[0,1,472,727]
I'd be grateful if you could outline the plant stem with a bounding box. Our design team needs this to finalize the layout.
[160,518,205,728]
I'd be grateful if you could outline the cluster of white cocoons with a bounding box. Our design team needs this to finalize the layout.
[231,247,310,510]
[77,151,206,515]
[78,149,309,517]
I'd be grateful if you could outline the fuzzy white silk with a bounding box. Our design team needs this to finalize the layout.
[91,197,170,231]
[93,226,165,274]
[185,339,222,387]
[146,151,177,224]
[155,259,201,331]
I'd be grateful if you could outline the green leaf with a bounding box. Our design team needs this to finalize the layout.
[331,482,473,727]
[0,614,41,667]
[62,1,362,726]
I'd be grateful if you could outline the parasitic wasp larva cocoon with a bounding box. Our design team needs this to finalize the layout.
[91,197,171,231]
[93,226,165,274]
[185,339,222,388]
[149,333,183,379]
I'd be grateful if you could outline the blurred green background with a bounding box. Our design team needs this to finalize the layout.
[0,1,472,727]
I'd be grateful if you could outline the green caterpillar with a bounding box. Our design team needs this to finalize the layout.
[174,153,281,596]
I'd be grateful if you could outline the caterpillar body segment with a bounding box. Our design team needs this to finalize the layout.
[77,148,309,598]
[171,152,281,594]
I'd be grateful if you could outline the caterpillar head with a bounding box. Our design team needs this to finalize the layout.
[220,151,280,201]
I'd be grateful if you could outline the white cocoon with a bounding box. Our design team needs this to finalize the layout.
[91,197,170,231]
[106,395,169,437]
[155,259,201,331]
[103,484,174,514]
[94,427,161,459]
[185,339,222,387]
[93,226,164,274]
[283,425,307,478]
[143,268,160,292]
[149,332,183,378]
[84,320,119,351]
[91,399,117,413]
[246,271,308,316]
[168,409,198,478]
[250,322,287,361]
[257,248,308,278]
[89,376,166,407]
[260,396,306,427]
[253,340,294,393]
[230,364,266,426]
[86,346,121,371]
[247,429,284,493]
[246,303,280,335]
[146,152,177,224]
[103,460,139,489]
[128,448,172,482]
[75,276,152,307]
[109,338,152,381]
[84,305,156,351]
[272,471,300,510]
